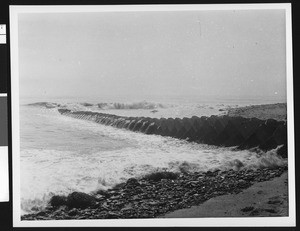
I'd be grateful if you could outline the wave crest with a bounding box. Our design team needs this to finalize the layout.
[27,101,166,111]
[97,101,165,110]
[249,146,287,169]
[27,102,59,108]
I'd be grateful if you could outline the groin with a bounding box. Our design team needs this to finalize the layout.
[58,109,287,156]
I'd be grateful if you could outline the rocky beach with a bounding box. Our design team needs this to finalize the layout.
[21,103,289,220]
[22,166,288,220]
[163,170,288,218]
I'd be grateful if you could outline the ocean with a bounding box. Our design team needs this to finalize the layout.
[19,96,287,214]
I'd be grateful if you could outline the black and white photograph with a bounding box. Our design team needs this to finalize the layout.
[10,4,295,227]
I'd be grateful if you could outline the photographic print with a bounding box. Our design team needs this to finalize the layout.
[10,4,295,227]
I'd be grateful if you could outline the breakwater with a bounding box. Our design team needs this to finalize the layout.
[58,109,287,155]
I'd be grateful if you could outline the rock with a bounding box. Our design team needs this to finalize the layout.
[115,118,126,128]
[145,123,158,135]
[95,189,110,197]
[215,120,246,146]
[241,206,254,212]
[36,211,47,216]
[132,119,144,131]
[122,120,131,129]
[126,178,140,187]
[239,123,278,149]
[53,205,68,215]
[81,102,93,107]
[148,200,167,207]
[182,127,198,141]
[58,109,71,114]
[106,211,120,218]
[264,208,277,213]
[49,195,67,207]
[259,123,286,151]
[237,179,247,185]
[112,182,126,190]
[94,194,105,200]
[128,120,137,130]
[66,192,96,209]
[277,144,288,158]
[22,166,288,221]
[68,208,78,216]
[195,120,218,144]
[232,159,244,170]
[206,171,214,177]
[144,172,178,182]
[186,181,198,187]
[110,195,121,200]
[268,199,282,205]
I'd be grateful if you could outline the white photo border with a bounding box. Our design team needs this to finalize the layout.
[10,3,295,227]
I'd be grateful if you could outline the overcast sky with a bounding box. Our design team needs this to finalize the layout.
[18,9,286,101]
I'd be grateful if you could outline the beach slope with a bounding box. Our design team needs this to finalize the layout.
[163,170,288,218]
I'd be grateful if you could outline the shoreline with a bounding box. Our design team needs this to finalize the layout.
[27,101,287,120]
[22,166,288,220]
[163,171,288,218]
[21,102,289,220]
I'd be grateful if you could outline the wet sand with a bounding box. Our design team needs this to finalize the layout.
[163,172,288,218]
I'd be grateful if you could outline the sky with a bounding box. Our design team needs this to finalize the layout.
[17,9,287,102]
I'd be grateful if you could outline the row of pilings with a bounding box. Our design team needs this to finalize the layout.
[58,109,287,153]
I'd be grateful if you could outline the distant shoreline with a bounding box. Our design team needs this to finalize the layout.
[226,103,287,121]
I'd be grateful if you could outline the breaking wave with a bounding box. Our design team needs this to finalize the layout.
[27,101,166,111]
[20,101,288,215]
[247,145,288,169]
[27,102,60,109]
[97,101,165,110]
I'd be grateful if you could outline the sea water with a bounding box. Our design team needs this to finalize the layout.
[19,96,287,214]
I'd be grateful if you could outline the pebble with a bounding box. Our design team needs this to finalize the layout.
[21,166,287,220]
[68,208,78,216]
